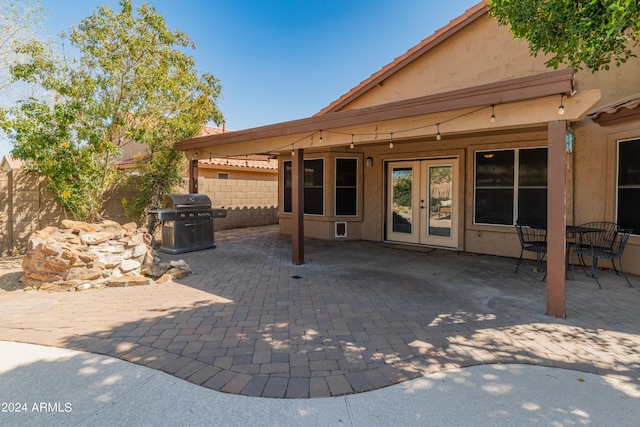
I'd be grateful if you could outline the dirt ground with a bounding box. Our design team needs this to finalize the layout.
[0,257,23,293]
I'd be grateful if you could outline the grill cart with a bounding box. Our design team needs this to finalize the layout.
[149,194,226,254]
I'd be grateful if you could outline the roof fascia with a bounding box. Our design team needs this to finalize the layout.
[176,69,574,152]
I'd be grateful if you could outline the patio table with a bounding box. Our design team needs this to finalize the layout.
[530,224,606,279]
[565,225,607,278]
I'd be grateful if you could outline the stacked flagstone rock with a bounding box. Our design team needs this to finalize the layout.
[21,220,191,291]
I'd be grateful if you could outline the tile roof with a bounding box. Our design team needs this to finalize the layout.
[200,125,228,136]
[116,125,238,167]
[1,154,24,170]
[588,97,640,126]
[316,1,488,115]
[199,156,278,170]
[589,98,640,119]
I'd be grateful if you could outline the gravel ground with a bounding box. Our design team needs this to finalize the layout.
[0,224,279,294]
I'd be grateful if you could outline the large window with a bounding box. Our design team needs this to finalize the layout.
[618,139,640,234]
[474,148,547,225]
[283,159,324,215]
[335,158,358,216]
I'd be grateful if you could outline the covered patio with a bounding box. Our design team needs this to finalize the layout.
[177,69,602,318]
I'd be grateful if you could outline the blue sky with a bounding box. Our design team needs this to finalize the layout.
[1,0,480,155]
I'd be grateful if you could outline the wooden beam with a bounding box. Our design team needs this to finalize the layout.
[189,159,199,193]
[546,120,567,318]
[292,149,304,265]
[176,70,574,151]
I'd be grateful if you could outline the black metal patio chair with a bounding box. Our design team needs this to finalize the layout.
[574,222,634,288]
[515,220,547,273]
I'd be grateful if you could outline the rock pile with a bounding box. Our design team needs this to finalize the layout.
[21,220,191,291]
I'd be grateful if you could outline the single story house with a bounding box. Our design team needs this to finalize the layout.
[176,1,640,317]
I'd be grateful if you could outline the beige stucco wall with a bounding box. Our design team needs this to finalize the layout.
[339,15,556,112]
[338,12,640,118]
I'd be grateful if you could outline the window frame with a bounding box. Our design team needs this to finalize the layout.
[283,158,325,216]
[473,147,548,226]
[617,138,640,235]
[334,157,358,217]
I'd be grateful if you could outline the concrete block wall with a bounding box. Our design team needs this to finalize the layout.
[0,171,279,255]
[0,170,10,254]
[198,178,278,230]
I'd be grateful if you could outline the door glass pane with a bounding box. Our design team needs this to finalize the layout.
[428,165,452,237]
[392,167,413,233]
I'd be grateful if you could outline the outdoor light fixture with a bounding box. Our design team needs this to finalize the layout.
[291,144,295,156]
[389,133,394,148]
[365,157,374,167]
[558,95,565,115]
[490,105,496,122]
[319,130,323,143]
[192,151,198,160]
[350,134,355,149]
[436,124,442,141]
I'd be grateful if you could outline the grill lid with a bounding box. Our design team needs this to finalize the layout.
[162,193,212,210]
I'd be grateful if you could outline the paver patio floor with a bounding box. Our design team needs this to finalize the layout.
[1,226,639,398]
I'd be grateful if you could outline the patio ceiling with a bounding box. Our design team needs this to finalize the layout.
[176,69,600,158]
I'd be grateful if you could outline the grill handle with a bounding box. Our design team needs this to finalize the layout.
[173,203,211,209]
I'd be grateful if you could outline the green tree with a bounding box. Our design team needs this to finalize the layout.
[488,0,640,71]
[0,0,45,91]
[0,0,47,150]
[1,0,222,222]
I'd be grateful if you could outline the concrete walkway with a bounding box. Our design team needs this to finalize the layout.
[0,225,639,417]
[2,340,639,426]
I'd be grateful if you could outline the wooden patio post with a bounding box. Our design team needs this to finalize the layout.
[189,156,199,194]
[547,120,567,318]
[292,148,304,265]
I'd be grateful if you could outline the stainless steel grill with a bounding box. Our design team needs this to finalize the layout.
[149,194,226,254]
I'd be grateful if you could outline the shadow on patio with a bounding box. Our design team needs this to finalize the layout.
[1,228,639,398]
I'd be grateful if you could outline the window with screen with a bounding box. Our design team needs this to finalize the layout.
[474,147,547,225]
[335,158,357,216]
[618,139,640,234]
[283,159,324,215]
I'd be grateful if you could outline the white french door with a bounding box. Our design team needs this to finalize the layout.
[386,159,458,248]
